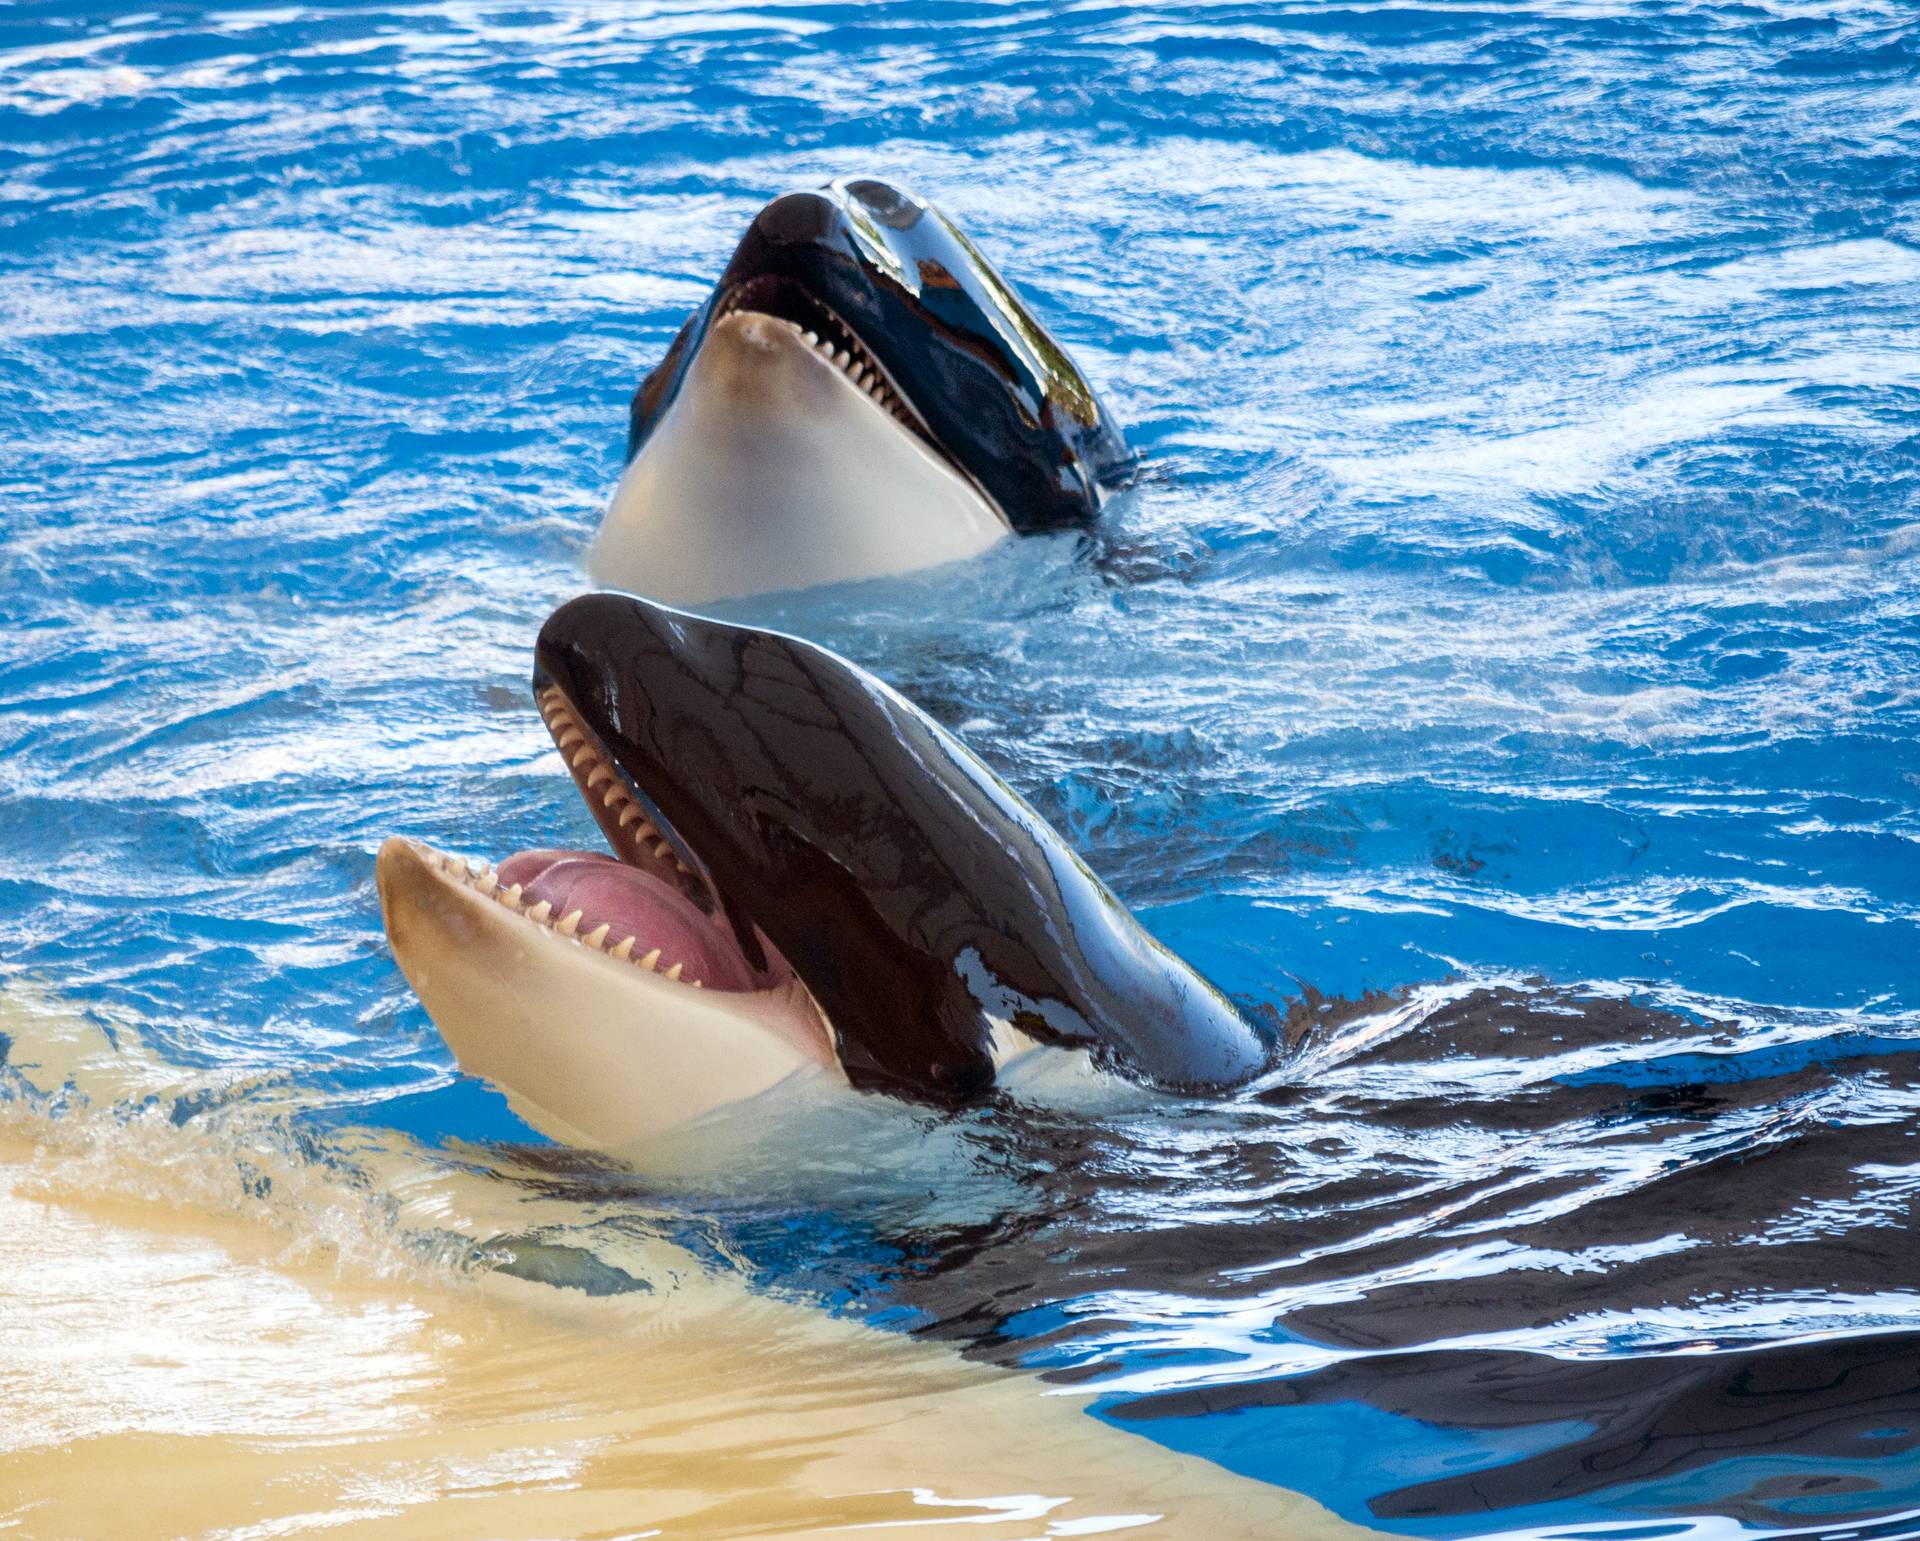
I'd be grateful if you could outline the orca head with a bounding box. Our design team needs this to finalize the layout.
[379,592,1263,1150]
[590,178,1136,603]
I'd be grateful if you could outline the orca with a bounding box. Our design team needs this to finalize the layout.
[589,178,1134,604]
[377,592,1263,1150]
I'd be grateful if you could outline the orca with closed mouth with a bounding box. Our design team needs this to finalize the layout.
[377,591,1264,1150]
[589,177,1135,605]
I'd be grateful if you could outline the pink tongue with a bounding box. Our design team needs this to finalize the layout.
[496,849,760,993]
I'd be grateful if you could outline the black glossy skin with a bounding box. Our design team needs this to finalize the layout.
[534,591,1266,1104]
[628,177,1135,531]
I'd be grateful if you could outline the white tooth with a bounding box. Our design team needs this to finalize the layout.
[503,882,523,908]
[653,839,673,859]
[638,948,660,971]
[803,329,819,344]
[664,962,683,982]
[834,348,849,365]
[586,765,612,788]
[571,747,596,768]
[602,787,623,808]
[690,979,703,989]
[617,805,645,827]
[527,899,553,924]
[635,823,659,842]
[583,922,610,949]
[476,870,498,896]
[556,908,582,937]
[557,729,584,749]
[611,935,635,961]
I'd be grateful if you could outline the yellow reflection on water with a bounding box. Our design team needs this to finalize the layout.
[0,992,1369,1539]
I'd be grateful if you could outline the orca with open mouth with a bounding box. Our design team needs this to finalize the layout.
[377,592,1263,1149]
[588,178,1135,605]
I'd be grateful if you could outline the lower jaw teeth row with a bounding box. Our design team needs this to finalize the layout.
[714,306,914,427]
[433,849,703,989]
[760,314,910,424]
[791,324,913,426]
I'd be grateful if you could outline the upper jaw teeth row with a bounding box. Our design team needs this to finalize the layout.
[535,685,692,877]
[427,846,704,989]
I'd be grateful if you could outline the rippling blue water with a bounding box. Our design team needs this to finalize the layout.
[4,2,1919,1536]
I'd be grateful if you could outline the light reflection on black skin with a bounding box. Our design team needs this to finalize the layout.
[628,176,1137,530]
[533,590,1266,1103]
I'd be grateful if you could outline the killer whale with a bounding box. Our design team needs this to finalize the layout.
[589,177,1135,605]
[378,591,1263,1148]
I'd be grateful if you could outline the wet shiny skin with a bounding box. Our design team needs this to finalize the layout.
[627,177,1135,532]
[536,592,1266,1102]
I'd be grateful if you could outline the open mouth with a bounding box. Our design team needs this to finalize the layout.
[423,682,799,1000]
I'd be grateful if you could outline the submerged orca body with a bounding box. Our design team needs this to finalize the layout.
[589,178,1134,604]
[378,593,1263,1149]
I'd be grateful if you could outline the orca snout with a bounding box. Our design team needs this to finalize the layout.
[748,188,841,249]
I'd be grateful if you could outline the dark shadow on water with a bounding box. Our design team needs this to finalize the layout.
[810,982,1920,1537]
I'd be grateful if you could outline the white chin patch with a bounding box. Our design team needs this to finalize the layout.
[588,310,1010,605]
[376,836,843,1151]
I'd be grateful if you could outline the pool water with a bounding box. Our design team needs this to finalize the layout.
[3,3,1918,1536]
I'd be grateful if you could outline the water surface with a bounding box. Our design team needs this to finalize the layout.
[2,2,1917,1536]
